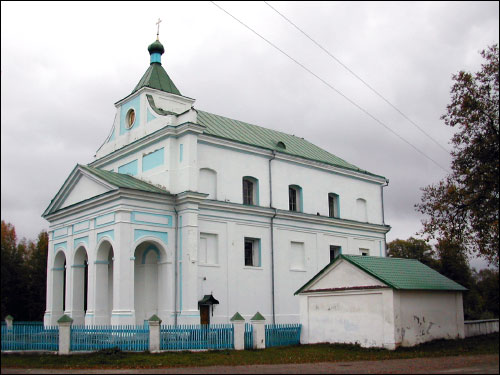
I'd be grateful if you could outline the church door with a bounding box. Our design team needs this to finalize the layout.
[200,305,210,325]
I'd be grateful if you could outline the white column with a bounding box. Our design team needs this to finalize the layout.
[251,312,266,349]
[177,204,200,324]
[230,312,245,350]
[148,315,162,353]
[57,315,73,355]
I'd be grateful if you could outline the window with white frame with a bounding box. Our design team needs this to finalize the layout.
[244,238,260,267]
[328,193,339,218]
[199,233,218,265]
[289,185,302,212]
[242,177,258,205]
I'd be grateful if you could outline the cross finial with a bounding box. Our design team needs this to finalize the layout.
[156,18,162,40]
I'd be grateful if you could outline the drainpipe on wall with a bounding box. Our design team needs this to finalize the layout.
[381,180,389,256]
[269,151,276,325]
[174,206,179,326]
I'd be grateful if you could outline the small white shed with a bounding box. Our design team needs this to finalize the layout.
[295,255,466,350]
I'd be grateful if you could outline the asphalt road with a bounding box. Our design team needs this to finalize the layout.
[1,354,498,374]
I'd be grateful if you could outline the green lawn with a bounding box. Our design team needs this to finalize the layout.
[1,333,498,369]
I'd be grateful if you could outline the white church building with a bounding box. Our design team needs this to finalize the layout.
[42,36,391,327]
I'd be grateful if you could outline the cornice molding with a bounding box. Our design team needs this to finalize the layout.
[89,122,205,168]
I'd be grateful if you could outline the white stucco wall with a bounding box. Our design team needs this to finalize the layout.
[394,290,465,346]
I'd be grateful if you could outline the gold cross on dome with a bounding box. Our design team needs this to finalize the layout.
[156,18,162,40]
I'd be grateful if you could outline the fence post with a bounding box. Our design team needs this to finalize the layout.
[230,312,245,350]
[57,314,73,355]
[5,315,13,329]
[148,314,162,353]
[250,312,266,349]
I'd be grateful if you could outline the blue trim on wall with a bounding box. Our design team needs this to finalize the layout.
[108,126,116,142]
[120,95,141,135]
[118,159,138,176]
[53,227,68,240]
[94,213,115,228]
[179,144,184,162]
[147,108,157,123]
[131,211,172,227]
[141,245,161,264]
[142,148,164,172]
[134,229,168,244]
[74,236,89,249]
[97,230,114,243]
[54,241,67,252]
[73,220,90,235]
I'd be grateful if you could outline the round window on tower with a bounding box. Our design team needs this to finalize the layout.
[126,108,136,129]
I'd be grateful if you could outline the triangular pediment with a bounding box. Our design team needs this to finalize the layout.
[296,258,387,294]
[43,165,116,217]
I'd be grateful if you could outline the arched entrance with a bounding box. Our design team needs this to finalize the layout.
[71,246,88,325]
[52,251,67,321]
[94,240,114,325]
[134,241,168,325]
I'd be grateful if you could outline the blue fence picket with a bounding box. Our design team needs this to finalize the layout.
[70,325,149,352]
[265,324,301,347]
[160,324,233,350]
[244,323,253,349]
[1,323,59,351]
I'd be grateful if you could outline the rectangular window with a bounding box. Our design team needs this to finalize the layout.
[289,187,297,211]
[244,238,260,267]
[328,194,339,218]
[360,248,370,256]
[243,179,254,205]
[330,245,341,262]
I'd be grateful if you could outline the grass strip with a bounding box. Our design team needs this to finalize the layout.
[1,333,498,369]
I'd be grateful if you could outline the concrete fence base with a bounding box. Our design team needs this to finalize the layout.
[464,319,499,337]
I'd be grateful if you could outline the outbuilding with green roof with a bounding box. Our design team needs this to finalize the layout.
[295,255,466,350]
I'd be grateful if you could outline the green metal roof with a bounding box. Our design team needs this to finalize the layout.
[132,63,181,96]
[196,110,385,179]
[295,255,467,294]
[80,165,169,195]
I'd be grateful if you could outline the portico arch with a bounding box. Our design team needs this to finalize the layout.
[51,250,67,322]
[71,246,88,325]
[94,239,114,325]
[133,239,168,325]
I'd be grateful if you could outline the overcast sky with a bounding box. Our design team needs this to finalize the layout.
[1,1,498,269]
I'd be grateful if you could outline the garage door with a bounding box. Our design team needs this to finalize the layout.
[307,292,384,347]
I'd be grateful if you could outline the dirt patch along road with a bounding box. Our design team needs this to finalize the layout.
[1,354,498,374]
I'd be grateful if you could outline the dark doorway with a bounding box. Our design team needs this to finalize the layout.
[200,305,210,325]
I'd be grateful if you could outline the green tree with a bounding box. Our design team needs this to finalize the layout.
[24,230,49,321]
[1,220,28,320]
[386,237,438,268]
[416,44,499,267]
